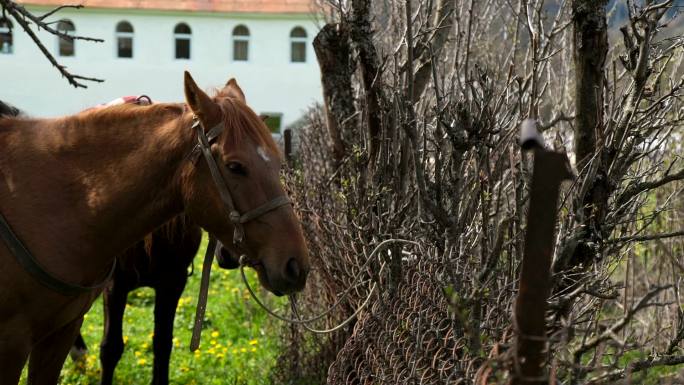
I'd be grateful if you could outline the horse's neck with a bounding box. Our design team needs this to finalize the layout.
[0,106,195,284]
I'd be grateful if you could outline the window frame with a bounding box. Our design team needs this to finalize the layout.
[0,17,13,55]
[173,23,192,60]
[56,19,76,57]
[261,112,284,135]
[231,25,250,62]
[115,21,134,59]
[289,26,307,63]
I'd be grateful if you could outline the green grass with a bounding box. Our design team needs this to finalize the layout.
[26,234,287,384]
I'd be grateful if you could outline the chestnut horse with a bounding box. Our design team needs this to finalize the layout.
[0,72,309,384]
[1,99,238,385]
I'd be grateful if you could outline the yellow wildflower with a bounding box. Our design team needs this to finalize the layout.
[248,339,258,345]
[251,347,257,352]
[134,351,141,357]
[123,336,129,344]
[138,358,147,365]
[211,331,219,338]
[240,348,247,353]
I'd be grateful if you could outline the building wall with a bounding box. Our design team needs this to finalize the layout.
[0,6,322,131]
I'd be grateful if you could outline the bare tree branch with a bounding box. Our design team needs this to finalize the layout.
[606,230,684,244]
[617,167,684,206]
[573,285,671,362]
[0,0,104,88]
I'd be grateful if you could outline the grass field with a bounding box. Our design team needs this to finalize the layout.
[46,234,287,385]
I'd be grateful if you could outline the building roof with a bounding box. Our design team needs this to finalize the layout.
[23,0,316,14]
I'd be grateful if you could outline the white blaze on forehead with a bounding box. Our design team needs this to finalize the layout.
[257,146,271,162]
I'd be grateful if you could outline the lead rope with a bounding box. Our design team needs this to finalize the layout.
[190,236,217,352]
[239,239,419,334]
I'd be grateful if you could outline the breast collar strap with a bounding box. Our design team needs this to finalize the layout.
[0,211,116,296]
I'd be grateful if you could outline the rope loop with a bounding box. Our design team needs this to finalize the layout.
[239,239,421,334]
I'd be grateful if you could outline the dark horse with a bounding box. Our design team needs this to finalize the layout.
[70,219,239,385]
[0,73,309,385]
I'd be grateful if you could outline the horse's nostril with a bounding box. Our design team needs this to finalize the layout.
[285,258,301,282]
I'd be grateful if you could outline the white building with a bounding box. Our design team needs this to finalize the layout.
[0,0,323,134]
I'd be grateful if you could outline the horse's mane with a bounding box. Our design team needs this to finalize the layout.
[214,92,281,159]
[75,97,279,159]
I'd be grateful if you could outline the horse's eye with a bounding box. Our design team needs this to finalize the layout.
[226,161,247,176]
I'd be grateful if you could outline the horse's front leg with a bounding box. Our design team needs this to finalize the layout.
[151,277,187,385]
[27,317,83,385]
[100,282,128,385]
[0,334,30,385]
[69,332,88,362]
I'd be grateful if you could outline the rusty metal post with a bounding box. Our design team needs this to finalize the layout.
[512,120,573,385]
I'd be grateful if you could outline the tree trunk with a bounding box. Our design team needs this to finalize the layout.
[350,0,385,165]
[572,0,608,172]
[554,0,609,275]
[313,23,356,168]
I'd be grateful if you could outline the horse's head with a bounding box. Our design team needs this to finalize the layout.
[181,71,309,296]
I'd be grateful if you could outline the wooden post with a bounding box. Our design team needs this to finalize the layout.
[284,128,293,167]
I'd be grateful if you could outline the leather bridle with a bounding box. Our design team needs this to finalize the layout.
[187,116,291,246]
[188,114,291,351]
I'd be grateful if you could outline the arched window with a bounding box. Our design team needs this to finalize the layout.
[174,23,191,59]
[0,18,12,54]
[57,19,75,57]
[290,27,307,63]
[116,21,134,58]
[232,25,249,61]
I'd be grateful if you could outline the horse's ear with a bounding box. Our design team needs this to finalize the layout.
[184,71,219,122]
[223,78,246,103]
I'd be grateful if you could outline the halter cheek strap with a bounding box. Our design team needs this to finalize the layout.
[188,118,292,243]
[188,115,291,351]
